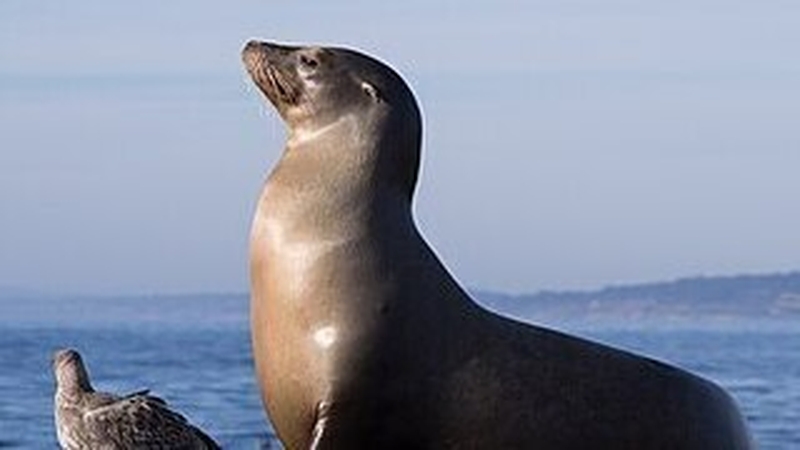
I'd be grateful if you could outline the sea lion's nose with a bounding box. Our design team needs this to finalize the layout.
[242,40,279,66]
[243,40,265,56]
[243,40,297,55]
[244,40,265,51]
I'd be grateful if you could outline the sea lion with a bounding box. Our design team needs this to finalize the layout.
[243,40,752,449]
[52,349,219,450]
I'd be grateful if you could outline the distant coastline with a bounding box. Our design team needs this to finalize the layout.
[475,271,800,330]
[3,271,800,330]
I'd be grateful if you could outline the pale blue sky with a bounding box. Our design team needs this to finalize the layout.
[1,1,799,295]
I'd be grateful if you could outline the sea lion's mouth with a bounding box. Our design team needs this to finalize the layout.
[265,65,300,106]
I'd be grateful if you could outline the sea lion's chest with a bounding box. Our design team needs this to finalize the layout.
[252,181,360,302]
[250,177,394,345]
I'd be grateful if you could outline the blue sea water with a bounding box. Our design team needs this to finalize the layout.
[582,328,800,449]
[0,295,797,449]
[0,326,277,449]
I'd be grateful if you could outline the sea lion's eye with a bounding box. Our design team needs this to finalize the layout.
[299,55,319,70]
[361,81,383,103]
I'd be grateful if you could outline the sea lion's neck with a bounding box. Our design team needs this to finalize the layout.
[286,115,358,149]
[266,116,413,230]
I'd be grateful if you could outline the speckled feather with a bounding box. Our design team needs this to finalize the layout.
[53,349,219,450]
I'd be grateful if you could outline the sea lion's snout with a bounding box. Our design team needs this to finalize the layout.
[243,40,264,52]
[241,40,267,68]
[243,40,306,117]
[242,40,297,62]
[241,40,277,72]
[242,40,270,58]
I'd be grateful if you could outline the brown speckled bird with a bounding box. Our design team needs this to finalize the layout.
[52,348,220,450]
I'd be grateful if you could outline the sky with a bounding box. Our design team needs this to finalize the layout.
[1,0,799,295]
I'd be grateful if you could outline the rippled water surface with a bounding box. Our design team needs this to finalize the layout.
[584,329,800,449]
[0,326,278,449]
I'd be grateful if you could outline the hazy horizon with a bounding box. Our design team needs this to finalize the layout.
[2,1,799,296]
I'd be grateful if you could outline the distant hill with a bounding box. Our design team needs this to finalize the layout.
[473,272,800,329]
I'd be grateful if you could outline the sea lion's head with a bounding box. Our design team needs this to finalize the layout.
[242,41,422,198]
[242,41,418,129]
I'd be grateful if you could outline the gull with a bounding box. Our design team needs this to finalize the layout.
[53,348,220,449]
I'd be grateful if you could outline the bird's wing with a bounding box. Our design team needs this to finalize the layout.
[82,392,219,449]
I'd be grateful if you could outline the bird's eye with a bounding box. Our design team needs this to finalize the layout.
[299,55,319,70]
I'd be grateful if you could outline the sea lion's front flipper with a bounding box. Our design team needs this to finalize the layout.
[309,400,333,450]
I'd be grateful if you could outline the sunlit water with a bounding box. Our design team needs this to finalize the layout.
[0,296,797,449]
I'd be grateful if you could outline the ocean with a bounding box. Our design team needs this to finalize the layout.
[0,295,797,449]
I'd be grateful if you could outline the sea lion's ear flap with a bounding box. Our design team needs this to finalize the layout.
[360,81,383,103]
